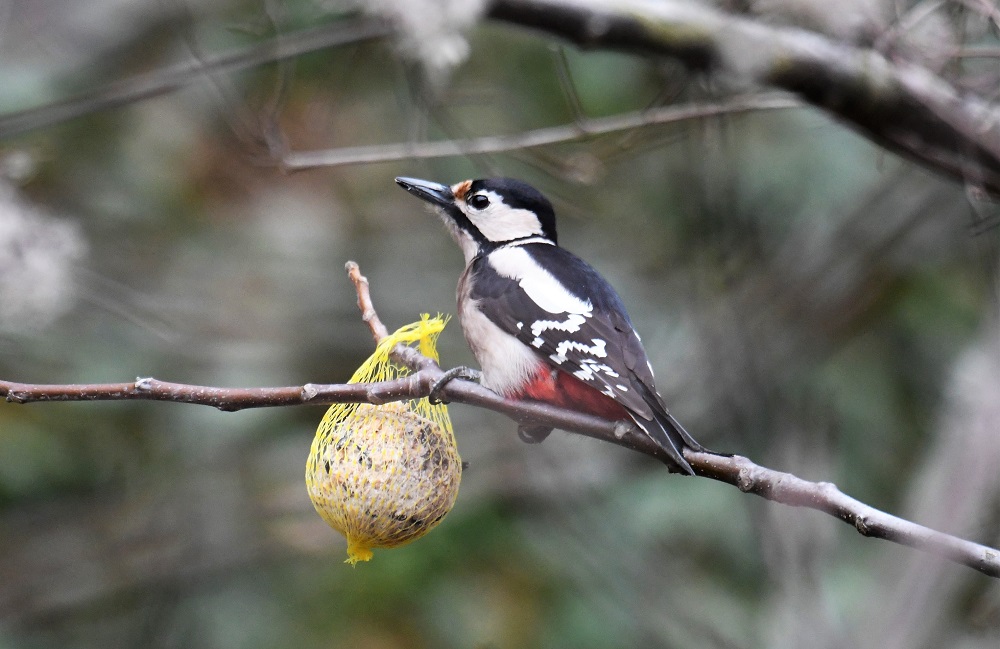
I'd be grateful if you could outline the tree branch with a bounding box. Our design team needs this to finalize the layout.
[0,376,422,411]
[3,261,999,578]
[282,94,799,170]
[346,260,390,343]
[487,0,1000,196]
[0,17,392,139]
[4,1,998,197]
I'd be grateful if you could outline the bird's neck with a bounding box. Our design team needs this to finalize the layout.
[464,236,556,268]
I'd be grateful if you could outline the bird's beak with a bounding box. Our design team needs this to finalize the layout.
[395,177,454,207]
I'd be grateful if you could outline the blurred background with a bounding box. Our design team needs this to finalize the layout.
[2,0,1000,647]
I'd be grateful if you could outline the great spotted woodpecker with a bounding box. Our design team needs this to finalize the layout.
[395,176,706,474]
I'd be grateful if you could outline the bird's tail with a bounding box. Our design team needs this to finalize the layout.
[632,384,708,475]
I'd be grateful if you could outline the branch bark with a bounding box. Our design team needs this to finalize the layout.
[3,261,999,579]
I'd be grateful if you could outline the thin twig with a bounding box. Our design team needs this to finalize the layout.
[282,95,798,170]
[346,261,389,343]
[953,46,1000,59]
[873,0,946,55]
[952,0,1000,33]
[2,262,999,578]
[0,17,392,139]
[551,45,588,125]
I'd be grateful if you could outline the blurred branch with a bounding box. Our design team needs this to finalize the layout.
[4,0,997,197]
[0,17,392,139]
[954,46,1000,59]
[488,0,1000,196]
[3,262,1000,579]
[281,94,799,170]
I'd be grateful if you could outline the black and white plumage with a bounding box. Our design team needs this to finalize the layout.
[395,176,706,474]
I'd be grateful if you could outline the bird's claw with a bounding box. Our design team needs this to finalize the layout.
[518,425,553,444]
[428,366,482,405]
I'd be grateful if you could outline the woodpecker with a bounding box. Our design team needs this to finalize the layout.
[395,176,706,474]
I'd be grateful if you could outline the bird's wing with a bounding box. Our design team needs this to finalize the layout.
[471,244,661,420]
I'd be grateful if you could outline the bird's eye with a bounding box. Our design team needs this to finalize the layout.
[468,194,490,210]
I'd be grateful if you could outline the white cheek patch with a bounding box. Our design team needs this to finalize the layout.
[469,207,543,242]
[462,190,544,242]
[488,248,592,315]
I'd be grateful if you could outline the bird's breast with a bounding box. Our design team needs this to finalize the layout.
[457,266,543,396]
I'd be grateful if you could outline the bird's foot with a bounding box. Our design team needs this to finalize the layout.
[517,425,553,444]
[428,366,482,405]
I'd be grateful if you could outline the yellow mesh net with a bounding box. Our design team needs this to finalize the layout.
[305,315,461,564]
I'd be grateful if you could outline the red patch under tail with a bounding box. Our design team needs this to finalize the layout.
[516,366,629,421]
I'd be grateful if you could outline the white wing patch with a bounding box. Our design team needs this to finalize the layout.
[593,363,619,377]
[488,247,592,315]
[550,338,607,364]
[571,357,621,382]
[531,313,586,337]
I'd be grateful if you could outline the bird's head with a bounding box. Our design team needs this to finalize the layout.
[395,176,557,262]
